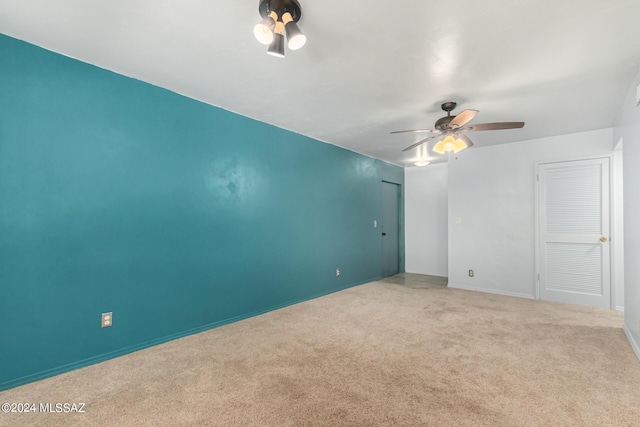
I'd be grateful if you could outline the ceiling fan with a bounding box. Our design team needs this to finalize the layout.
[392,101,525,153]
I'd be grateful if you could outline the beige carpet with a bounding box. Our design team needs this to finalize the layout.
[1,273,639,426]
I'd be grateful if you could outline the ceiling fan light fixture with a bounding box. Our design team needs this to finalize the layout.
[452,136,468,153]
[432,136,450,154]
[254,11,278,44]
[443,136,456,151]
[433,135,468,154]
[432,142,445,154]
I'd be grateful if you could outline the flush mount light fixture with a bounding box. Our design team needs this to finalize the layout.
[414,161,430,167]
[255,0,306,57]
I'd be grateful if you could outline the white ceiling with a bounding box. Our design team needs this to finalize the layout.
[1,0,639,167]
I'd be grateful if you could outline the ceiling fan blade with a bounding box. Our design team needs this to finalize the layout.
[462,122,525,132]
[402,135,439,152]
[449,109,478,129]
[390,129,439,134]
[455,133,474,149]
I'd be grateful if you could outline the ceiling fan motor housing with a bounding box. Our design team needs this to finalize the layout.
[435,116,455,130]
[435,101,458,130]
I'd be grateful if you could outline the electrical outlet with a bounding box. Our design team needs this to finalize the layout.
[373,220,377,228]
[101,312,113,328]
[468,270,474,277]
[336,269,340,277]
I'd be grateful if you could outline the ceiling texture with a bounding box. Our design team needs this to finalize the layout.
[1,0,640,167]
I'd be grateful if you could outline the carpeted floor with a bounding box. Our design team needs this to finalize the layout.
[1,273,639,426]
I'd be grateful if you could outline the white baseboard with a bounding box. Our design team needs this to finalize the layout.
[615,306,624,312]
[623,324,640,362]
[447,283,535,300]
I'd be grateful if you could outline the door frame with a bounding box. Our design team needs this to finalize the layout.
[534,153,616,308]
[381,180,404,277]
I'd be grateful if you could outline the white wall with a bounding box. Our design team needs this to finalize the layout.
[614,70,640,360]
[405,163,448,276]
[447,128,619,300]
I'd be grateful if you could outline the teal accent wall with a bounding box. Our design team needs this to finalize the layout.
[0,34,404,390]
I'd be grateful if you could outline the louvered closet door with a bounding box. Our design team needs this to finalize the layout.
[538,158,610,309]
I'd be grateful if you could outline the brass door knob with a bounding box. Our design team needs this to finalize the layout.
[600,236,607,242]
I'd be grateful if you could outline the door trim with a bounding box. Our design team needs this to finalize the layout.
[381,180,401,278]
[381,180,403,277]
[534,154,614,308]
